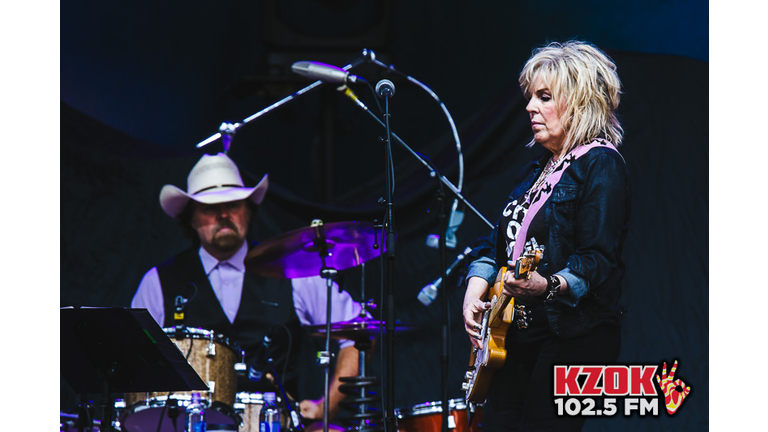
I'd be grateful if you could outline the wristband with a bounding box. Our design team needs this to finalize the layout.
[545,275,561,301]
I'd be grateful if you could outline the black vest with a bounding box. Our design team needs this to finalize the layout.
[156,245,305,395]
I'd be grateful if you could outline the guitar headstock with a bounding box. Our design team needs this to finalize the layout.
[513,238,544,279]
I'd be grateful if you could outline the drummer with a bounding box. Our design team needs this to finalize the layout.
[131,152,366,425]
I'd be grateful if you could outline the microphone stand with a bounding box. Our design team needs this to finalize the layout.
[341,79,493,432]
[379,84,398,432]
[435,177,450,432]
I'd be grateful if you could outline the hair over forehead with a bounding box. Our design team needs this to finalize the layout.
[519,40,624,151]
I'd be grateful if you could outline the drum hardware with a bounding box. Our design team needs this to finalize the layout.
[307,293,418,432]
[306,318,416,432]
[246,219,387,432]
[207,332,217,356]
[234,350,248,376]
[334,298,383,432]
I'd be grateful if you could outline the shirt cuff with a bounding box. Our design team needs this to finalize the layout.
[555,268,589,307]
[338,340,356,350]
[467,257,497,286]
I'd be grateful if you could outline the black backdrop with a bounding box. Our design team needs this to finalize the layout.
[61,1,709,430]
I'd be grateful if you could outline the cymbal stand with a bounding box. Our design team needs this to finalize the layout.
[319,266,336,432]
[311,220,336,432]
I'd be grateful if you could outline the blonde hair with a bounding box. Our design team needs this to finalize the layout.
[519,41,623,154]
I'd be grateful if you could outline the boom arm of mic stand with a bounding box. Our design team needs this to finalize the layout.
[345,98,494,230]
[196,50,371,149]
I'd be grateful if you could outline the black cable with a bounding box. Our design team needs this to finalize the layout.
[154,392,172,432]
[276,323,293,386]
[363,80,384,115]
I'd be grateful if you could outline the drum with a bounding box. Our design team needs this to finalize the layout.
[121,327,244,432]
[395,399,483,432]
[233,392,264,432]
[125,327,243,407]
[119,394,240,432]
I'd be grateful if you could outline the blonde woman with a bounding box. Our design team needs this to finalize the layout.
[462,41,630,431]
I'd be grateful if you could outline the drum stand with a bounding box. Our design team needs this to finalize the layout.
[338,338,382,432]
[337,297,384,432]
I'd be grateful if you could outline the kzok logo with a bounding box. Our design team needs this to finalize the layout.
[555,365,657,396]
[553,359,692,417]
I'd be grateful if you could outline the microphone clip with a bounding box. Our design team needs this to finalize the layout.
[375,79,395,99]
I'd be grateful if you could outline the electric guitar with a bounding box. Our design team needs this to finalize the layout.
[461,239,544,404]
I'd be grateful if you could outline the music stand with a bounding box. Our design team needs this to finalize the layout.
[61,308,208,431]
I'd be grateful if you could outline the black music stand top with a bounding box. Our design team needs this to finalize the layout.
[61,307,208,395]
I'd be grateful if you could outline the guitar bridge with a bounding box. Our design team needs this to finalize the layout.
[514,304,530,329]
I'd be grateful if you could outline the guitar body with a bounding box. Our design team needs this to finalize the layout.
[462,239,543,404]
[464,266,515,403]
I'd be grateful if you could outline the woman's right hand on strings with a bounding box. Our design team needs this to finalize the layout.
[463,276,491,349]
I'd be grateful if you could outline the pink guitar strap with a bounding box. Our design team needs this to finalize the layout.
[510,139,619,261]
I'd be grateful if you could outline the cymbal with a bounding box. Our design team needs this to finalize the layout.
[245,220,383,278]
[306,317,417,341]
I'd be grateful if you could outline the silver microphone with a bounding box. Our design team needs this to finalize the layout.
[291,61,365,84]
[417,246,473,306]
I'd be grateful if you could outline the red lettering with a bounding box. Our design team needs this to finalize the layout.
[580,366,603,396]
[554,366,582,395]
[630,365,658,396]
[603,366,629,395]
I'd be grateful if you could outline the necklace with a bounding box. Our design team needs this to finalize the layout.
[524,156,560,204]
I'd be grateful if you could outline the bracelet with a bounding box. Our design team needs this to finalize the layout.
[545,275,561,302]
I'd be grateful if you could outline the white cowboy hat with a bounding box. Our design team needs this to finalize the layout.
[159,153,268,218]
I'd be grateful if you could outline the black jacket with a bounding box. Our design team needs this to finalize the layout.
[469,144,631,338]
